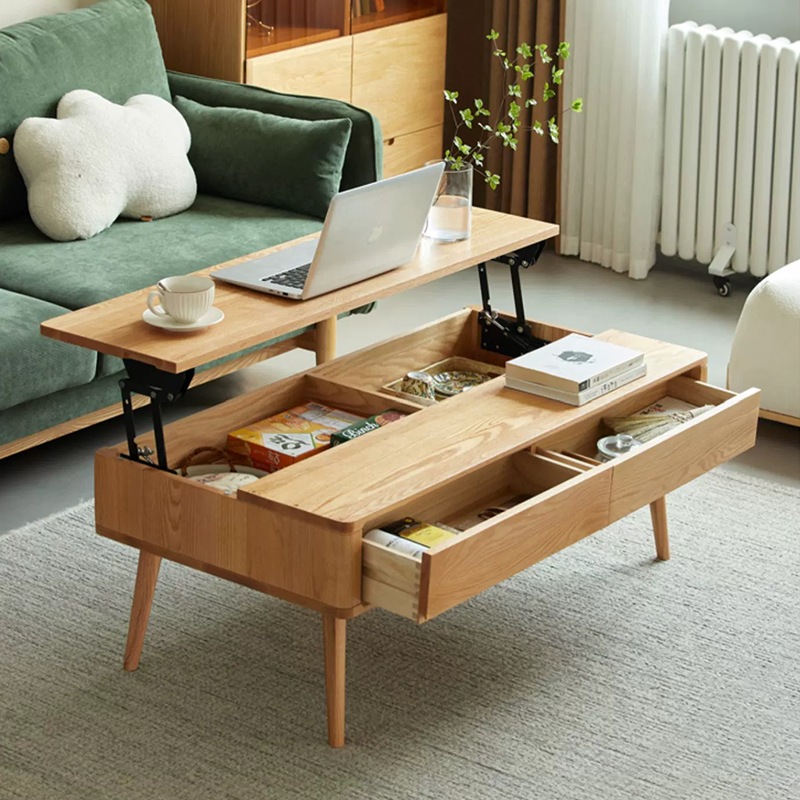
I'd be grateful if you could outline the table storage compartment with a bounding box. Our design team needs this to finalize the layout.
[363,375,760,623]
[313,307,580,402]
[362,449,613,621]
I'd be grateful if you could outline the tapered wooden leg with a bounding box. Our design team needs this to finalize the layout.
[315,316,337,365]
[650,496,670,561]
[322,613,346,748]
[123,550,162,672]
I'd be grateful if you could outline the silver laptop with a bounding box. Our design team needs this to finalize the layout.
[212,163,445,300]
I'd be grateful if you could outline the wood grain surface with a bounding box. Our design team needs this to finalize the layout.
[41,209,558,373]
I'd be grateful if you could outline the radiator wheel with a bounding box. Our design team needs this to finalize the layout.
[713,276,732,297]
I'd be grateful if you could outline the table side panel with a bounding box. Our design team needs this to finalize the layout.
[94,450,361,608]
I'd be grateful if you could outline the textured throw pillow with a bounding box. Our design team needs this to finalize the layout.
[14,90,197,242]
[174,96,352,220]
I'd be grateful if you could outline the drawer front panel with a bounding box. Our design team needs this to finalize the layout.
[246,37,353,102]
[609,385,761,521]
[352,15,447,140]
[383,126,444,178]
[421,467,613,621]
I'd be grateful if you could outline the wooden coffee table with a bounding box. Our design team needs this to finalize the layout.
[41,210,760,747]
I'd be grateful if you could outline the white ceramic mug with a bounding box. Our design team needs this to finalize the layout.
[147,276,215,324]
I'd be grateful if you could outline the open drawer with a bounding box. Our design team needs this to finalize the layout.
[362,375,760,623]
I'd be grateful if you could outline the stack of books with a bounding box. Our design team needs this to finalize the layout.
[505,334,646,406]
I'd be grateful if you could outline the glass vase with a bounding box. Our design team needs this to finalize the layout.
[424,161,473,242]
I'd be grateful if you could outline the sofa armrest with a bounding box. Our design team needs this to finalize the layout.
[167,71,383,191]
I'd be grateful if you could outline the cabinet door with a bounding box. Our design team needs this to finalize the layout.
[246,37,354,103]
[383,125,443,177]
[352,14,447,141]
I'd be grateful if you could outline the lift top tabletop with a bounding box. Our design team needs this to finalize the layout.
[40,209,558,374]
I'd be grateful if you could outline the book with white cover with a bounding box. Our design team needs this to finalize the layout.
[506,334,644,393]
[505,362,647,406]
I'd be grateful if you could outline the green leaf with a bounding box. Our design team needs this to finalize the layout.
[552,67,564,85]
[459,108,475,129]
[472,152,484,166]
[474,98,484,110]
[508,100,521,121]
[536,44,553,64]
[516,42,533,58]
[485,170,501,190]
[543,82,556,102]
[525,98,538,109]
[548,116,559,143]
[571,97,584,113]
[532,120,544,136]
[487,29,500,41]
[508,84,522,98]
[478,122,493,132]
[444,89,459,103]
[557,41,571,60]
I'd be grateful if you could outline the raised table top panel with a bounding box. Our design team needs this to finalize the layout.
[240,330,708,527]
[40,209,557,374]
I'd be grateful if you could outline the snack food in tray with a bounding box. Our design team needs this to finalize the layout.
[227,402,364,473]
[382,357,503,406]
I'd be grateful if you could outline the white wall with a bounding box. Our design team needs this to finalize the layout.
[670,0,800,41]
[0,0,96,28]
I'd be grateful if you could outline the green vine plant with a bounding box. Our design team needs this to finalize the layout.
[444,30,584,190]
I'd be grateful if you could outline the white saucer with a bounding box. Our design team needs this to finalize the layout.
[142,306,224,332]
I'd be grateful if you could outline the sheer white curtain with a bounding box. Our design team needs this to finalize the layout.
[560,0,670,279]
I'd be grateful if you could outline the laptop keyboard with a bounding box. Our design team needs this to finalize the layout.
[264,263,311,290]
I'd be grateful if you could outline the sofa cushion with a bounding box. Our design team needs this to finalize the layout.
[175,96,352,220]
[168,72,384,193]
[0,194,323,310]
[0,194,324,377]
[0,0,170,220]
[0,288,97,412]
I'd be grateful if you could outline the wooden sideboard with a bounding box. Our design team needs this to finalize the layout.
[147,0,447,178]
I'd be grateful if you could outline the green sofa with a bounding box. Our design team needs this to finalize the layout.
[0,0,382,456]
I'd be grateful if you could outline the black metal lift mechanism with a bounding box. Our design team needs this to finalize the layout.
[119,241,548,471]
[477,240,549,358]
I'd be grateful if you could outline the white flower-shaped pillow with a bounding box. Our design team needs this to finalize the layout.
[14,90,197,242]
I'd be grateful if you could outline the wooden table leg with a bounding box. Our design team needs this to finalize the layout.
[124,550,162,672]
[315,316,337,365]
[322,612,346,747]
[650,497,670,561]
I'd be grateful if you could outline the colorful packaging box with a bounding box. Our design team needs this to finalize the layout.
[227,402,364,473]
[330,409,407,447]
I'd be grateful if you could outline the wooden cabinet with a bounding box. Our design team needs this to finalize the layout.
[148,1,447,177]
[245,37,354,103]
[351,13,446,140]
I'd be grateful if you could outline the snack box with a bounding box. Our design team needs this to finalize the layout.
[226,402,364,473]
[330,409,407,447]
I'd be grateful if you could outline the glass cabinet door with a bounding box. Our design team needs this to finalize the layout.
[246,0,350,58]
[351,0,446,35]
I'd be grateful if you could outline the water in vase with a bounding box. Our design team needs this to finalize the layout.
[425,195,471,242]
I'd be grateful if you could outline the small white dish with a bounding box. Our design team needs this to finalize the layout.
[142,306,224,332]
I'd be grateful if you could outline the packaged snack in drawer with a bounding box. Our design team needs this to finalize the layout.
[227,402,364,473]
[330,409,407,447]
[383,517,458,548]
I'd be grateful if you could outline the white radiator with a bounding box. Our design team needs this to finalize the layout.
[661,23,800,285]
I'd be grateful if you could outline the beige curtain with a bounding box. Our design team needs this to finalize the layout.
[483,0,563,222]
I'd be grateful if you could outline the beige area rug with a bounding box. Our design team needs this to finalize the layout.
[1,467,799,800]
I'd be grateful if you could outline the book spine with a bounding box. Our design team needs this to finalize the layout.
[505,363,647,406]
[577,355,645,392]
